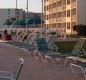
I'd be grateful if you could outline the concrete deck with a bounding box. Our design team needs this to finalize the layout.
[0,42,85,80]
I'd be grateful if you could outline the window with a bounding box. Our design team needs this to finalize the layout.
[67,10,70,17]
[67,22,70,29]
[47,15,49,20]
[47,6,49,11]
[67,0,70,5]
[8,9,10,11]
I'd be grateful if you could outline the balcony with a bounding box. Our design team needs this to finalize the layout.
[62,5,66,11]
[52,8,56,13]
[52,0,57,3]
[71,2,76,8]
[57,6,62,12]
[49,9,52,14]
[46,1,49,5]
[71,15,76,22]
[57,0,61,2]
[52,18,56,23]
[62,17,66,22]
[57,18,62,23]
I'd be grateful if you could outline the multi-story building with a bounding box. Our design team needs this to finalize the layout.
[23,11,41,19]
[0,8,42,33]
[0,8,42,27]
[0,8,24,27]
[44,0,86,35]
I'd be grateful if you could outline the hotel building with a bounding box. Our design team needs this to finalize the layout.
[44,0,86,35]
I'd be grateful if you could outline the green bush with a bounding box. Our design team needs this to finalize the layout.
[51,31,56,35]
[73,24,86,36]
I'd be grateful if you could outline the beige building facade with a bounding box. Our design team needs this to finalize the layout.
[44,0,86,35]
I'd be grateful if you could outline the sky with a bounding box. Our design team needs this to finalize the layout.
[0,0,42,12]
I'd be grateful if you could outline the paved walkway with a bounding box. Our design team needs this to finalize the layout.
[0,42,85,80]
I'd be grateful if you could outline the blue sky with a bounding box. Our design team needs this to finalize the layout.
[0,0,42,12]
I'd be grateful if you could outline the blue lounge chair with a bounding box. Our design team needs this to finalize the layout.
[34,37,58,62]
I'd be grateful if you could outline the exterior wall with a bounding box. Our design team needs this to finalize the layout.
[44,0,86,35]
[77,0,86,25]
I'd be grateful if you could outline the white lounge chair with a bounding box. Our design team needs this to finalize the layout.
[0,58,24,80]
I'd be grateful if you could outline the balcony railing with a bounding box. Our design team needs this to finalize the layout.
[71,2,76,8]
[71,15,76,22]
[62,5,66,10]
[52,8,56,13]
[52,18,56,23]
[62,17,66,22]
[49,9,52,14]
[57,6,62,12]
[57,18,63,23]
[52,0,57,3]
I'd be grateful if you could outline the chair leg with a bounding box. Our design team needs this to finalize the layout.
[40,54,46,62]
[22,49,31,57]
[55,58,68,66]
[34,51,39,59]
[45,55,56,66]
[70,63,86,78]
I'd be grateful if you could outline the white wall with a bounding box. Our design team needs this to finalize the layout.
[77,0,86,25]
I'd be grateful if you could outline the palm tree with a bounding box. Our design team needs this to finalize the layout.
[10,17,16,22]
[33,13,40,18]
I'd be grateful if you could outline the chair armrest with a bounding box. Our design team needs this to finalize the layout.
[51,44,58,52]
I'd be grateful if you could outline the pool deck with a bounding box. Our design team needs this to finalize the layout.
[0,42,85,80]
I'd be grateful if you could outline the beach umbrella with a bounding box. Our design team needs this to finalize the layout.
[12,20,26,26]
[26,18,44,24]
[25,18,44,32]
[12,20,26,33]
[19,20,26,25]
[3,21,13,25]
[12,20,20,26]
[3,21,14,31]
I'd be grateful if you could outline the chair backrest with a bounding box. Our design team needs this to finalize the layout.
[36,38,49,52]
[72,38,86,55]
[22,32,29,42]
[46,35,57,48]
[26,33,36,45]
[13,58,24,80]
[17,32,24,41]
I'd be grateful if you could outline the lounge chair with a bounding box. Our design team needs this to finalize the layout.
[2,32,34,49]
[70,61,86,78]
[34,37,58,62]
[1,32,29,47]
[46,35,58,52]
[0,58,24,80]
[45,37,86,66]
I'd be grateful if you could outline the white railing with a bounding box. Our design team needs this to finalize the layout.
[53,8,56,13]
[71,15,76,22]
[71,2,76,8]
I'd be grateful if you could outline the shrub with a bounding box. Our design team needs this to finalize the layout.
[73,24,86,36]
[51,31,56,35]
